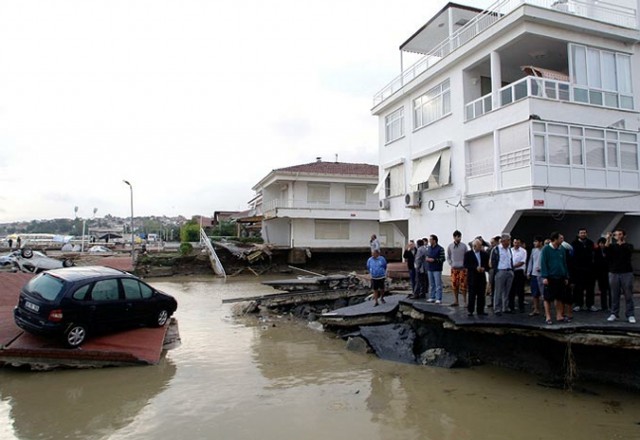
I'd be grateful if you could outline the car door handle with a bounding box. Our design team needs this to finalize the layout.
[89,305,97,311]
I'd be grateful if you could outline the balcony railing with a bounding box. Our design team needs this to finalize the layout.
[373,0,637,107]
[263,198,379,214]
[465,75,635,121]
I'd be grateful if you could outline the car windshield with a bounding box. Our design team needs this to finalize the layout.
[25,273,65,301]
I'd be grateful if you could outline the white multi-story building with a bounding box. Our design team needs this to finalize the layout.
[252,159,404,249]
[372,0,640,244]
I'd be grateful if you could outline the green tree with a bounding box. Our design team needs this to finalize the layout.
[215,220,236,236]
[180,220,200,242]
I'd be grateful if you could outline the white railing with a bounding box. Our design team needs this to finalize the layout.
[263,198,380,213]
[466,158,494,177]
[465,75,634,121]
[500,147,531,169]
[200,228,226,278]
[373,0,637,107]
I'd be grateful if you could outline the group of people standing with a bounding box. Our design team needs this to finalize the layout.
[396,228,635,324]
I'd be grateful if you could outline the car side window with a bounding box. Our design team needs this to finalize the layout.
[91,279,120,301]
[72,284,91,301]
[140,282,153,299]
[122,278,142,300]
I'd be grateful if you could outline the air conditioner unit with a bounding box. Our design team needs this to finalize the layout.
[405,192,421,208]
[379,199,390,210]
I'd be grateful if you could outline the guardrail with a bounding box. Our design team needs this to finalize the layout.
[200,228,226,278]
[465,75,633,121]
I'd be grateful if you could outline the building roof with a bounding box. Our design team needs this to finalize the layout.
[273,161,378,176]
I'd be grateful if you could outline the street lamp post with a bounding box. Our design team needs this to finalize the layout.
[123,180,134,264]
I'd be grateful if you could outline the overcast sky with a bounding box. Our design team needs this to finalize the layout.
[0,0,492,222]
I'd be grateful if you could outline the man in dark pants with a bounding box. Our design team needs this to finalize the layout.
[464,239,490,316]
[605,229,635,324]
[509,238,527,312]
[412,239,429,299]
[571,228,597,312]
[404,240,417,297]
[594,237,610,312]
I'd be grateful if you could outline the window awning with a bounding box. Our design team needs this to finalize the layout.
[373,170,389,194]
[410,152,441,186]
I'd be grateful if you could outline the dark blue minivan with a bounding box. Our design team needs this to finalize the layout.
[14,266,177,347]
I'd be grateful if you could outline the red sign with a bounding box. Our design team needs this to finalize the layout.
[533,199,545,207]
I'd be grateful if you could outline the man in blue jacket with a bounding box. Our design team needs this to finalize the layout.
[367,249,388,307]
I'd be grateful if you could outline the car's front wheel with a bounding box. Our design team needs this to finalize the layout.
[62,259,74,267]
[64,324,87,348]
[154,309,169,327]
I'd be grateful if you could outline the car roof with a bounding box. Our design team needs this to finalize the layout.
[44,266,132,282]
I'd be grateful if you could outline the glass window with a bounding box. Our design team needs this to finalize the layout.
[385,107,404,143]
[314,220,349,240]
[574,88,588,103]
[140,283,153,299]
[413,79,451,129]
[549,135,570,165]
[549,124,568,135]
[91,279,120,301]
[570,44,633,110]
[617,54,632,94]
[467,134,494,176]
[604,93,618,108]
[26,274,64,301]
[585,139,606,168]
[602,51,617,91]
[72,285,91,301]
[607,142,618,168]
[389,164,405,197]
[534,135,546,163]
[620,95,634,109]
[587,48,602,89]
[571,45,587,86]
[384,173,391,198]
[620,143,639,170]
[501,87,513,105]
[345,186,367,205]
[307,184,330,204]
[122,278,142,300]
[571,139,583,165]
[589,90,603,106]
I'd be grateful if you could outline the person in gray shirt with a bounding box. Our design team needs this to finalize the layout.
[447,230,468,307]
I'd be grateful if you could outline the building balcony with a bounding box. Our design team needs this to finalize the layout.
[373,0,637,108]
[465,75,635,121]
[262,199,380,220]
[466,119,640,197]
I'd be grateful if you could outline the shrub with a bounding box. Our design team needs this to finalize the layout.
[179,242,193,256]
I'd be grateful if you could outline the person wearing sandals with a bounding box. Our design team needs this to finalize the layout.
[367,249,387,307]
[540,231,570,325]
[526,236,544,317]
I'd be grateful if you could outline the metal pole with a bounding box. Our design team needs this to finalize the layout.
[81,219,86,252]
[123,180,134,264]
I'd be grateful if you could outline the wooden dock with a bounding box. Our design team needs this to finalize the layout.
[0,264,175,370]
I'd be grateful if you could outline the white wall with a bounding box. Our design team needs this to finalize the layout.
[290,219,380,248]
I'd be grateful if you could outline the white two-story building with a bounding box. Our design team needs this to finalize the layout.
[373,0,640,243]
[253,159,404,250]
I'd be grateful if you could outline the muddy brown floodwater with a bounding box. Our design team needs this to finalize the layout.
[1,275,640,440]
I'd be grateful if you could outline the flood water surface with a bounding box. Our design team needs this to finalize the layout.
[1,276,639,440]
